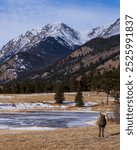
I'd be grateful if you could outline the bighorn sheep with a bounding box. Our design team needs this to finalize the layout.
[96,110,107,137]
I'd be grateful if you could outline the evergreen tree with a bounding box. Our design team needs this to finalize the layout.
[45,81,53,93]
[69,77,78,92]
[10,82,20,94]
[103,71,111,104]
[2,84,11,94]
[75,83,84,107]
[54,81,65,104]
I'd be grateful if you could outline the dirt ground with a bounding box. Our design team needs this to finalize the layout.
[0,125,120,150]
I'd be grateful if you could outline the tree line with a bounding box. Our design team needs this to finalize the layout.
[0,67,119,96]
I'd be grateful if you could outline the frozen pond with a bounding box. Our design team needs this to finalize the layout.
[0,111,99,130]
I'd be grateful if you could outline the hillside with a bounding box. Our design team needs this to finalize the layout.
[0,19,119,83]
[40,35,120,81]
[0,23,81,82]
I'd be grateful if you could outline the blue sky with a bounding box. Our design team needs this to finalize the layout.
[0,0,119,48]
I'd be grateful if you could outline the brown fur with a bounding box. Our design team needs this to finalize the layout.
[97,111,107,137]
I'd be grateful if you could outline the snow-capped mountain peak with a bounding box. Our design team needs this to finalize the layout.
[0,22,81,64]
[42,22,65,31]
[87,24,110,39]
[0,19,120,82]
[0,19,120,65]
[103,18,120,38]
[41,22,82,46]
[87,18,120,39]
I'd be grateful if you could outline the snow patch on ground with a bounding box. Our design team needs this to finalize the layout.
[0,102,68,110]
[84,102,97,107]
[0,101,97,111]
[0,95,14,99]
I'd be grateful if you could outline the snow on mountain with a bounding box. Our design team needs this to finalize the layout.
[0,22,81,64]
[0,19,120,65]
[79,18,120,43]
[87,24,110,39]
[87,18,120,40]
[0,19,120,83]
[102,18,120,38]
[41,22,82,47]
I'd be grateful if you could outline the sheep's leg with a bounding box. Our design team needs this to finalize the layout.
[99,126,101,137]
[102,127,104,137]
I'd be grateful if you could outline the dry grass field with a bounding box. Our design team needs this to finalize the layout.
[0,93,118,116]
[0,92,116,112]
[0,125,120,150]
[0,92,111,103]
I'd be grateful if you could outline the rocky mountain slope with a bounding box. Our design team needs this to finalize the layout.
[0,19,120,83]
[0,23,82,82]
[87,18,120,39]
[39,35,120,81]
[0,22,82,64]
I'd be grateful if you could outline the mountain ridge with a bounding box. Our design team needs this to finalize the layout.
[38,35,120,81]
[0,19,120,83]
[0,19,120,64]
[0,22,81,64]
